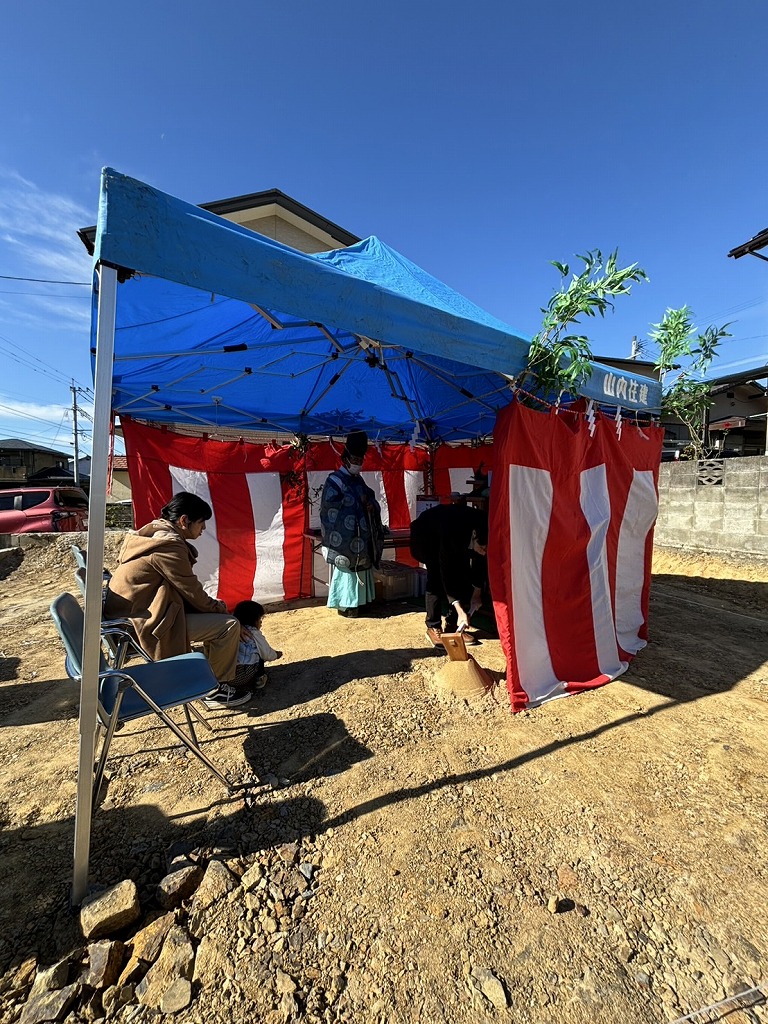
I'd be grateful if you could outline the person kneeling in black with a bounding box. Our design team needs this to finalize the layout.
[410,496,488,647]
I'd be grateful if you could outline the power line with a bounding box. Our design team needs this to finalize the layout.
[0,401,68,427]
[0,425,73,449]
[0,288,89,298]
[0,384,71,405]
[0,332,94,393]
[697,295,767,323]
[0,273,90,285]
[0,343,76,389]
[51,409,70,447]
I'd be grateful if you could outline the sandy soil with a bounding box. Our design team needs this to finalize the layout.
[0,536,766,1023]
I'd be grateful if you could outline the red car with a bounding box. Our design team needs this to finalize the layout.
[0,486,89,534]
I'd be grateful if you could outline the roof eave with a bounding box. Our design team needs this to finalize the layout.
[78,187,360,256]
[727,227,768,260]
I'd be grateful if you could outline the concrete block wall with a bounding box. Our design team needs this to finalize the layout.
[655,455,768,557]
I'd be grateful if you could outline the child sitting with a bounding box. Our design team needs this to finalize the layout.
[232,600,283,691]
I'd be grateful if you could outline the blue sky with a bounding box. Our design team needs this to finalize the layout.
[1,0,767,458]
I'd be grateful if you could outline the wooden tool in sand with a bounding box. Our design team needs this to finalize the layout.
[439,631,470,661]
[435,631,494,698]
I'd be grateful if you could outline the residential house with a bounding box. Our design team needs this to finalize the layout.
[110,455,131,502]
[0,439,72,486]
[706,365,768,456]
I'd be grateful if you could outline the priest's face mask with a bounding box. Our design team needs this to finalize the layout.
[344,453,364,475]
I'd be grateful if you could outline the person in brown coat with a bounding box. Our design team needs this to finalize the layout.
[103,492,247,708]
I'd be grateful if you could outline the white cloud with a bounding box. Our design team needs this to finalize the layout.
[0,293,90,332]
[0,170,93,340]
[0,395,96,452]
[0,397,72,423]
[0,168,92,282]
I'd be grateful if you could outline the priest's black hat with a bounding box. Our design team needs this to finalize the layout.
[344,431,369,458]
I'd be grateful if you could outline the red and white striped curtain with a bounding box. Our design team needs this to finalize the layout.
[121,419,428,606]
[488,400,663,711]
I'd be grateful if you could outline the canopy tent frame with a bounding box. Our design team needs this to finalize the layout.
[74,168,663,903]
[74,263,117,903]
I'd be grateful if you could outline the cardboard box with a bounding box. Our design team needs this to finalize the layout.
[374,560,417,601]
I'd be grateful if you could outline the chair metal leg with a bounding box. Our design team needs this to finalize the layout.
[130,683,233,790]
[183,705,199,745]
[188,701,213,732]
[93,691,126,806]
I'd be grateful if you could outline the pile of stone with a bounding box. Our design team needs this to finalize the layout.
[6,837,323,1023]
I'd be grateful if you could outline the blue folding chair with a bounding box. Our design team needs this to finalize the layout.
[50,592,234,803]
[73,566,142,670]
[71,544,112,584]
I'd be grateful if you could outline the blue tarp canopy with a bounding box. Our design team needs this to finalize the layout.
[72,169,663,905]
[92,170,660,444]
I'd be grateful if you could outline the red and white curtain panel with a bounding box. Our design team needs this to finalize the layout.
[432,444,495,497]
[488,400,663,711]
[121,419,428,606]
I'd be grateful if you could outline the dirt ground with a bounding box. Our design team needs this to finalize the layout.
[0,536,766,1023]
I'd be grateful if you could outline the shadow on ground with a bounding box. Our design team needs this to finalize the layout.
[0,790,327,977]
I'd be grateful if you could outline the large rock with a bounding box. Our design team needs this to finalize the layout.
[27,960,71,996]
[117,911,176,987]
[471,967,510,1009]
[188,861,237,938]
[160,977,193,1014]
[157,865,204,910]
[80,880,141,939]
[192,933,231,989]
[19,983,80,1024]
[81,941,125,989]
[240,863,263,890]
[135,925,195,1010]
[101,983,135,1016]
[132,912,176,964]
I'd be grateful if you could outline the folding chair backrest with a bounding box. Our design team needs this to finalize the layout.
[71,544,87,570]
[74,566,87,599]
[71,544,112,583]
[50,592,107,678]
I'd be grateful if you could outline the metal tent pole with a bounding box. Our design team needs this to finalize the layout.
[72,264,117,905]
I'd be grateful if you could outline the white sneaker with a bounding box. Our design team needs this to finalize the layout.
[202,685,252,709]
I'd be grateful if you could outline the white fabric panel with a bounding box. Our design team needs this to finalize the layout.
[449,467,471,494]
[508,465,564,706]
[579,464,626,678]
[169,467,220,598]
[246,472,285,602]
[403,469,422,520]
[447,466,491,496]
[615,469,658,654]
[306,471,327,530]
[362,470,389,526]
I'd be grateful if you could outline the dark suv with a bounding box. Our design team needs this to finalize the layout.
[0,487,89,534]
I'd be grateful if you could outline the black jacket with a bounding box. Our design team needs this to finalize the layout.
[410,503,487,603]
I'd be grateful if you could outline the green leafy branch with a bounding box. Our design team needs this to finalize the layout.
[524,249,648,398]
[650,307,732,459]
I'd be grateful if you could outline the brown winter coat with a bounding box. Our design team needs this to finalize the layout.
[103,518,227,661]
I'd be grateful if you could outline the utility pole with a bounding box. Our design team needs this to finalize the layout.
[71,382,80,486]
[630,336,640,359]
